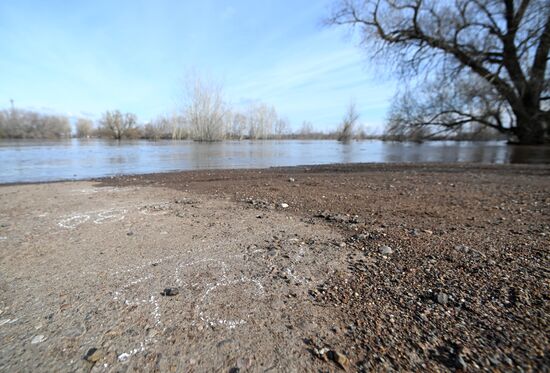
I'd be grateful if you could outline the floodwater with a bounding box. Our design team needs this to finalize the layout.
[0,139,548,183]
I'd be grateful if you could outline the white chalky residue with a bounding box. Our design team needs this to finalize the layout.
[137,202,171,216]
[121,274,154,290]
[118,343,145,362]
[285,267,306,284]
[71,187,126,195]
[58,214,90,229]
[149,296,161,326]
[197,276,264,330]
[117,353,130,362]
[31,335,46,344]
[109,251,263,359]
[93,208,127,224]
[113,254,178,275]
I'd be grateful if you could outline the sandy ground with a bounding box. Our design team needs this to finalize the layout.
[0,163,548,372]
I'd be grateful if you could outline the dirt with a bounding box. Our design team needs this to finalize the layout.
[0,163,549,372]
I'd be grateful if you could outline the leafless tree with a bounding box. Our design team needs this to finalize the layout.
[338,101,359,142]
[76,118,94,138]
[328,0,550,144]
[247,103,278,139]
[274,117,290,139]
[298,121,315,138]
[0,108,71,139]
[98,110,138,140]
[142,114,186,140]
[183,73,227,141]
[228,111,248,140]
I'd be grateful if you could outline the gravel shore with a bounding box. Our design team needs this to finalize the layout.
[1,163,548,372]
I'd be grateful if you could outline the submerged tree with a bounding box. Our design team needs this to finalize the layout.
[0,108,70,139]
[98,110,138,140]
[183,73,227,142]
[75,118,94,138]
[247,103,278,140]
[338,101,359,142]
[328,0,550,144]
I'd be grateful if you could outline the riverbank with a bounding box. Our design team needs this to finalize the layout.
[1,163,548,371]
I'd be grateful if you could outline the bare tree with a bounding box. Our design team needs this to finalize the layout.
[76,118,93,138]
[183,73,227,141]
[98,110,138,140]
[229,111,248,140]
[298,121,314,138]
[328,0,550,144]
[142,115,186,140]
[274,117,290,139]
[0,108,70,139]
[247,103,278,139]
[338,101,359,142]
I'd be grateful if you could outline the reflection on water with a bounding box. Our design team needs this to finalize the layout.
[0,139,548,183]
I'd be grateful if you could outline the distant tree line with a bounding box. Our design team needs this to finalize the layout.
[0,108,71,139]
[1,69,509,143]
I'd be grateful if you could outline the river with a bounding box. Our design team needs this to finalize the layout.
[0,139,548,183]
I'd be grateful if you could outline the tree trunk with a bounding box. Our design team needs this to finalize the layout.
[513,111,546,144]
[512,92,547,144]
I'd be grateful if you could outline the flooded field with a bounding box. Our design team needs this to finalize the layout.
[1,139,548,183]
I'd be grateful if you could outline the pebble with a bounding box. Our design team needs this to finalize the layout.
[437,292,449,305]
[457,355,467,369]
[118,353,130,362]
[288,178,295,182]
[161,287,179,296]
[83,347,103,363]
[379,245,393,255]
[31,335,46,344]
[280,203,289,208]
[328,350,350,370]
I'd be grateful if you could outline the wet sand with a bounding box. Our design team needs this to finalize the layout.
[1,163,548,371]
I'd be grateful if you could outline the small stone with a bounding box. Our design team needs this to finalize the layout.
[339,242,346,248]
[314,347,330,361]
[118,353,130,362]
[83,347,103,363]
[328,350,350,371]
[280,203,289,208]
[457,355,467,369]
[31,335,46,344]
[288,178,295,182]
[379,245,393,255]
[126,231,134,236]
[161,287,179,296]
[437,292,449,305]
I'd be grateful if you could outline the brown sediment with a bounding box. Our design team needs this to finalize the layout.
[0,163,548,371]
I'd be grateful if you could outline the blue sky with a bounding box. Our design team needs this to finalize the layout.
[0,0,396,133]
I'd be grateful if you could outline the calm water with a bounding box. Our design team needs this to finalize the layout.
[0,139,548,183]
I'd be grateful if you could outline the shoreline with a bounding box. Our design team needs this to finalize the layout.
[3,161,549,187]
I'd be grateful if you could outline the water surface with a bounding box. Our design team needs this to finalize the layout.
[0,139,548,183]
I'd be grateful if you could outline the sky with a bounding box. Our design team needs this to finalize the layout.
[0,0,397,133]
